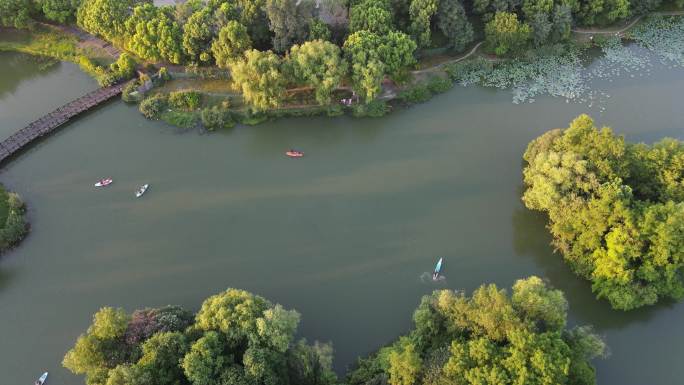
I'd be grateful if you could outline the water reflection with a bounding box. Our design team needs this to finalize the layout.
[0,53,60,99]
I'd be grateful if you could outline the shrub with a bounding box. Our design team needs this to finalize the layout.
[158,67,171,81]
[352,100,388,117]
[161,111,198,128]
[200,106,234,130]
[168,90,202,111]
[426,76,453,94]
[139,95,167,119]
[398,84,432,104]
[0,189,28,252]
[110,52,136,80]
[122,80,142,103]
[77,56,116,86]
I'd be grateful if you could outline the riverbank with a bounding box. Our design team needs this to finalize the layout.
[0,185,28,254]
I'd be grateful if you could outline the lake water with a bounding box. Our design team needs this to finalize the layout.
[0,50,683,385]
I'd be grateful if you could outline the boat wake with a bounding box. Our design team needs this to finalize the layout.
[419,272,446,284]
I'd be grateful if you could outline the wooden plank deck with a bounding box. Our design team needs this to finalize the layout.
[0,82,128,164]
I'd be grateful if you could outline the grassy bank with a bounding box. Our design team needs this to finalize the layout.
[0,185,28,254]
[0,25,121,86]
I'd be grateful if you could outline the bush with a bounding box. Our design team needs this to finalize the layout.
[122,80,142,103]
[139,95,167,119]
[426,76,453,94]
[200,107,234,130]
[161,111,198,128]
[158,67,171,81]
[77,56,116,86]
[110,53,136,80]
[168,91,202,111]
[0,189,28,253]
[352,100,388,117]
[398,84,432,104]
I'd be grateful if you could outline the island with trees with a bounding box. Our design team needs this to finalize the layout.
[64,279,606,385]
[1,0,683,127]
[0,184,28,254]
[522,114,684,310]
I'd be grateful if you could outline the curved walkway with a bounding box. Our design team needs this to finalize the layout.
[412,41,485,75]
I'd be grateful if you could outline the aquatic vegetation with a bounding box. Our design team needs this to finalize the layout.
[629,16,684,66]
[446,16,684,105]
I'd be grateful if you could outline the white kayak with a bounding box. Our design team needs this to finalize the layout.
[94,178,113,187]
[35,372,48,385]
[135,184,149,198]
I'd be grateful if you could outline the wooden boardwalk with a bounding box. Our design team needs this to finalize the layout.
[0,82,127,164]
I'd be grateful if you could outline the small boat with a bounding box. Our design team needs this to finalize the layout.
[94,178,113,187]
[35,372,48,385]
[432,257,443,280]
[135,184,149,198]
[286,150,304,158]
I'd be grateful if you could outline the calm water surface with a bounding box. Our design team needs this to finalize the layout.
[0,50,682,385]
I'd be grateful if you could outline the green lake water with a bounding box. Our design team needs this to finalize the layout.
[0,50,683,385]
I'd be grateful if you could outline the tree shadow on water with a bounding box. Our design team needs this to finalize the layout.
[511,206,671,331]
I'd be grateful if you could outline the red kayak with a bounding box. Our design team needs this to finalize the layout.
[94,178,113,187]
[286,150,303,158]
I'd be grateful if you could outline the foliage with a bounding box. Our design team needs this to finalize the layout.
[348,277,606,385]
[77,55,117,86]
[139,94,167,119]
[161,110,199,128]
[231,49,286,111]
[109,52,136,80]
[436,0,474,52]
[484,11,532,56]
[77,0,131,40]
[0,0,33,29]
[287,40,347,105]
[201,106,235,130]
[398,83,431,104]
[182,8,214,63]
[0,186,28,253]
[124,4,185,64]
[41,0,80,23]
[64,288,338,385]
[351,99,389,117]
[168,90,202,110]
[264,0,314,53]
[211,21,252,69]
[349,0,394,34]
[308,19,332,41]
[576,0,629,26]
[408,0,438,48]
[523,115,684,310]
[343,30,416,101]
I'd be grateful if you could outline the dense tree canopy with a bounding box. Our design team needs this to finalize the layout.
[347,277,606,385]
[41,0,80,23]
[408,0,438,48]
[211,20,252,68]
[77,0,133,40]
[484,11,532,56]
[349,0,394,34]
[0,0,32,28]
[264,0,314,53]
[523,114,684,310]
[63,289,337,385]
[287,40,348,105]
[436,0,474,52]
[124,4,185,64]
[231,49,287,111]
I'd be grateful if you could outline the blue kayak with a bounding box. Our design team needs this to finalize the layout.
[433,258,443,280]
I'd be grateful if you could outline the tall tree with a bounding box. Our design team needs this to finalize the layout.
[264,0,315,53]
[211,20,252,68]
[349,0,394,34]
[41,0,80,23]
[408,0,438,48]
[182,8,215,63]
[230,49,287,110]
[287,39,347,105]
[436,0,474,52]
[125,4,185,64]
[484,11,532,56]
[77,0,132,40]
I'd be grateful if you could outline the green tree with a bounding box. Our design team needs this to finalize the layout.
[182,331,231,385]
[287,39,347,105]
[550,4,573,42]
[530,12,552,47]
[264,0,315,53]
[308,18,332,41]
[577,0,629,26]
[124,4,184,64]
[211,20,252,68]
[408,0,438,48]
[182,8,215,63]
[77,0,132,40]
[436,0,474,52]
[230,49,287,111]
[41,0,80,23]
[473,0,513,21]
[387,340,422,385]
[136,332,189,384]
[0,0,32,28]
[485,12,532,56]
[349,0,394,34]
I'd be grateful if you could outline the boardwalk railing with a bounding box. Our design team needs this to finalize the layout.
[0,82,127,164]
